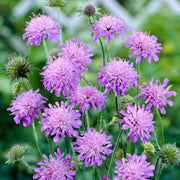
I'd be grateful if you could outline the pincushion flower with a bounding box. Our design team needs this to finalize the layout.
[119,103,155,144]
[137,78,177,114]
[58,38,93,73]
[7,89,47,127]
[91,15,129,44]
[97,57,140,97]
[66,85,107,113]
[39,101,81,143]
[40,57,81,97]
[123,30,162,64]
[72,127,113,167]
[23,13,61,46]
[114,153,155,180]
[33,148,76,180]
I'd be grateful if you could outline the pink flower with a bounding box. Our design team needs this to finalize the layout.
[119,103,155,144]
[97,57,140,97]
[91,15,128,44]
[72,128,113,167]
[23,13,61,46]
[123,30,162,64]
[67,85,107,113]
[114,153,155,180]
[138,78,177,114]
[33,148,76,180]
[58,38,93,73]
[39,101,81,143]
[7,89,47,127]
[40,57,81,97]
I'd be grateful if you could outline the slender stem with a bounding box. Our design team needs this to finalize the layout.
[154,158,161,180]
[107,129,123,179]
[127,139,132,154]
[136,63,140,104]
[70,141,79,172]
[64,136,70,154]
[156,162,165,180]
[153,125,161,150]
[98,38,106,66]
[115,96,118,114]
[80,74,91,85]
[20,158,34,173]
[46,136,54,155]
[32,119,42,156]
[85,108,90,127]
[24,78,31,90]
[43,39,49,61]
[56,7,62,43]
[107,39,110,62]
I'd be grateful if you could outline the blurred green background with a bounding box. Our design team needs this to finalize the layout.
[0,0,180,179]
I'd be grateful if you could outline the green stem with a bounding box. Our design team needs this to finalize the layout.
[127,139,132,154]
[80,74,91,85]
[107,39,110,62]
[153,125,161,150]
[20,158,34,173]
[107,129,123,179]
[56,7,62,43]
[85,108,90,127]
[115,96,118,114]
[32,119,42,156]
[24,78,31,90]
[64,136,70,154]
[46,136,54,155]
[136,63,140,104]
[43,39,49,61]
[154,158,161,180]
[156,162,165,180]
[98,38,106,66]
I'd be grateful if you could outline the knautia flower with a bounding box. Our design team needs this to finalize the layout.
[39,101,81,143]
[7,89,47,127]
[114,153,155,180]
[99,175,111,180]
[40,57,81,97]
[97,57,140,97]
[23,13,61,46]
[66,85,107,113]
[159,143,180,165]
[137,78,177,114]
[72,127,113,167]
[123,30,162,64]
[33,148,76,180]
[91,15,129,44]
[119,103,155,144]
[58,38,93,73]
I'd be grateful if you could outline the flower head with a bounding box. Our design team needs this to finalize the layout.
[39,101,81,143]
[142,142,155,154]
[48,0,66,7]
[119,103,155,144]
[114,153,155,180]
[40,57,81,97]
[137,78,177,114]
[91,15,128,44]
[23,13,61,46]
[7,89,47,127]
[97,57,140,97]
[67,85,107,113]
[72,128,113,167]
[123,30,162,64]
[83,4,96,16]
[33,148,76,180]
[58,38,93,73]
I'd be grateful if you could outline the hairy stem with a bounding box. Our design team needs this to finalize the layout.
[43,39,49,61]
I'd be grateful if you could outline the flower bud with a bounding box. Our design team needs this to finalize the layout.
[115,148,124,160]
[12,82,22,96]
[142,142,155,154]
[120,94,133,104]
[48,0,66,7]
[6,56,30,79]
[83,4,96,16]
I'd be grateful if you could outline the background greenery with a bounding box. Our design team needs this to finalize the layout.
[0,0,180,179]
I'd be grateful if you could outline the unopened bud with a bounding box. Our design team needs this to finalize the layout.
[142,142,155,154]
[48,0,66,7]
[83,4,96,16]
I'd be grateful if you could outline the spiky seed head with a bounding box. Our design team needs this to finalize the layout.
[83,4,96,16]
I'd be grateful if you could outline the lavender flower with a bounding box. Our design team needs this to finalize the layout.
[58,38,93,73]
[33,148,76,180]
[119,103,155,144]
[67,85,107,113]
[72,127,113,167]
[7,89,47,127]
[39,101,81,143]
[97,57,140,97]
[123,30,162,64]
[114,153,155,180]
[138,78,177,114]
[23,13,61,46]
[91,15,129,44]
[40,57,81,97]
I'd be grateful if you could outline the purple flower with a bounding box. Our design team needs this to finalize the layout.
[72,127,113,167]
[39,101,81,143]
[58,38,93,73]
[40,57,81,97]
[33,148,76,180]
[97,57,140,97]
[138,78,177,114]
[123,30,162,64]
[114,153,155,180]
[99,175,111,180]
[23,13,61,46]
[119,103,155,144]
[91,15,129,44]
[7,89,47,127]
[66,85,107,113]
